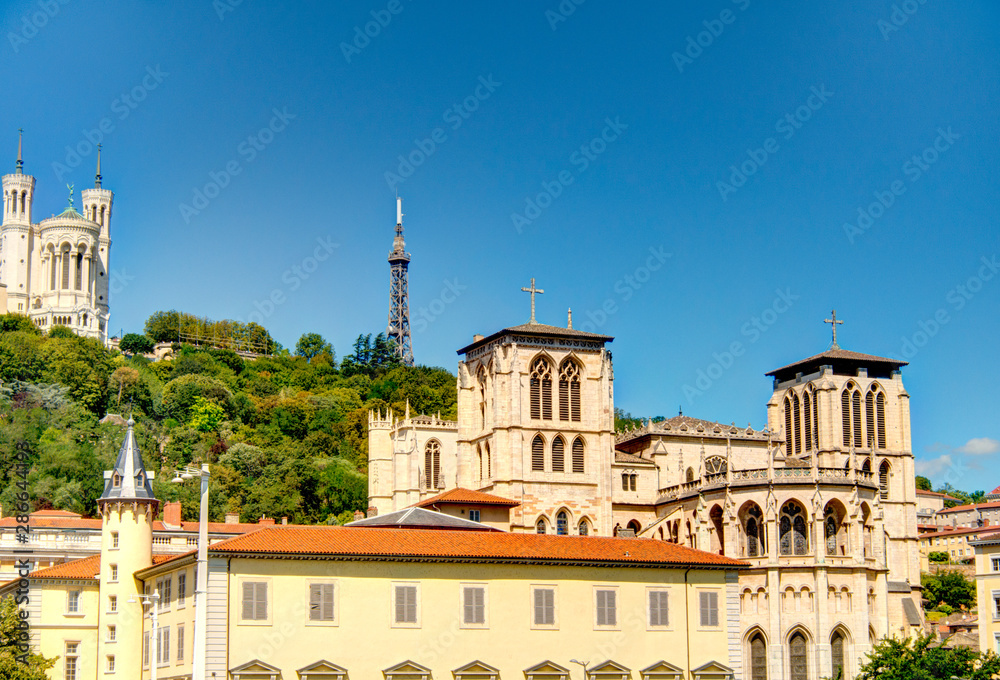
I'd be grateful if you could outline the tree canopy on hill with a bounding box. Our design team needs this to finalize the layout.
[144,309,278,354]
[0,312,456,525]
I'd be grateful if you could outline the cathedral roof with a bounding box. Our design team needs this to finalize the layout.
[765,347,907,381]
[457,322,613,355]
[413,488,520,508]
[98,418,157,504]
[616,415,770,445]
[56,205,86,220]
[346,506,501,531]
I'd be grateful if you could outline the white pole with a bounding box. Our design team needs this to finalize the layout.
[192,466,210,680]
[151,590,159,680]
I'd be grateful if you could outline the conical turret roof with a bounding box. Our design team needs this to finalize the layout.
[99,418,157,503]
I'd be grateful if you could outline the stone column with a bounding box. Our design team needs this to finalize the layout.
[70,251,77,292]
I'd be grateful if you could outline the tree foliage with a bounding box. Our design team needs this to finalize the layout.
[144,309,278,354]
[857,633,1000,680]
[119,332,154,354]
[921,569,975,609]
[927,551,949,563]
[0,597,55,680]
[914,475,932,491]
[295,333,334,363]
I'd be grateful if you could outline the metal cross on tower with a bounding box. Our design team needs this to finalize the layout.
[824,309,844,349]
[521,277,544,324]
[386,197,414,365]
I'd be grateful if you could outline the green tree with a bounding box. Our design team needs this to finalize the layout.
[119,333,154,354]
[969,490,986,504]
[295,333,334,363]
[47,325,75,339]
[0,595,56,679]
[922,569,975,609]
[857,633,1000,680]
[144,310,181,343]
[914,475,932,491]
[39,336,113,414]
[189,396,226,432]
[0,313,40,334]
[928,551,949,563]
[0,331,43,382]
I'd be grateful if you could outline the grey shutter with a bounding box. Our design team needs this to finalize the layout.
[241,582,254,620]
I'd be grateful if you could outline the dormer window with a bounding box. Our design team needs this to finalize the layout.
[112,472,121,488]
[136,472,144,486]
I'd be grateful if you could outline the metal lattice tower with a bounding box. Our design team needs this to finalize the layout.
[386,197,414,365]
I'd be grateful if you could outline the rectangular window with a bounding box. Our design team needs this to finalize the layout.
[65,643,79,680]
[394,584,418,625]
[309,583,336,621]
[108,595,117,613]
[177,573,187,606]
[648,590,669,627]
[993,593,1000,620]
[143,632,150,668]
[177,624,184,662]
[700,591,719,627]
[595,589,617,627]
[111,532,119,549]
[67,590,81,613]
[107,625,116,642]
[157,626,170,666]
[463,586,486,625]
[469,509,481,523]
[109,564,118,583]
[533,587,556,627]
[993,557,1000,572]
[241,581,268,621]
[157,576,172,610]
[106,656,115,673]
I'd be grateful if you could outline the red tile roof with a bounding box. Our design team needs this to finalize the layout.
[23,555,101,581]
[916,490,962,501]
[0,514,267,535]
[938,501,1000,514]
[920,526,1000,539]
[189,525,747,568]
[0,515,103,530]
[413,488,520,508]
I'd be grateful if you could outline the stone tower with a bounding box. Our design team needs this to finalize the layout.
[0,130,36,314]
[456,297,616,535]
[386,197,414,365]
[96,418,158,679]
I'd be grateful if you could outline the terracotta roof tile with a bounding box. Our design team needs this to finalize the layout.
[765,347,906,378]
[24,555,101,580]
[916,490,963,501]
[615,451,651,465]
[938,501,1000,514]
[457,322,613,355]
[413,488,520,508]
[196,525,747,568]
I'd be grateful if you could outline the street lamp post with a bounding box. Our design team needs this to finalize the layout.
[173,464,210,680]
[128,589,160,680]
[570,659,589,680]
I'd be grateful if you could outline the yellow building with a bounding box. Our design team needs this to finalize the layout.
[918,526,1000,571]
[136,524,747,680]
[972,534,1000,655]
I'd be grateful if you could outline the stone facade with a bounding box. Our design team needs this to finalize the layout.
[368,317,925,680]
[0,136,112,341]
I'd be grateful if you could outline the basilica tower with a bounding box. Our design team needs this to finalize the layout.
[386,197,414,365]
[1,130,36,314]
[96,418,158,679]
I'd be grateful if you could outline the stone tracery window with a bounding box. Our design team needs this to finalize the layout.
[424,440,441,489]
[572,437,585,473]
[705,456,727,475]
[749,632,767,680]
[552,436,565,472]
[779,502,808,556]
[558,358,581,422]
[531,435,545,472]
[743,504,765,557]
[530,356,553,420]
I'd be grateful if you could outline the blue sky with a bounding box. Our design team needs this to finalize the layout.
[2,1,998,491]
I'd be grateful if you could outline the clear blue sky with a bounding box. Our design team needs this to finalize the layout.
[3,1,997,491]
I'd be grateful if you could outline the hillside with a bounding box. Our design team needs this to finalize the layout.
[0,313,456,525]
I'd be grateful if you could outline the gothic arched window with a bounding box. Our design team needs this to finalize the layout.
[852,390,863,448]
[556,511,568,535]
[558,359,581,422]
[831,631,846,679]
[529,356,553,421]
[531,435,545,472]
[578,519,589,536]
[789,632,808,680]
[879,460,890,500]
[784,396,794,457]
[866,386,887,449]
[779,502,808,556]
[551,436,565,473]
[484,441,491,479]
[705,456,727,475]
[571,437,585,473]
[876,391,886,448]
[476,444,483,481]
[424,440,441,489]
[686,467,695,483]
[477,366,487,430]
[744,504,765,557]
[803,391,813,452]
[710,505,725,555]
[536,518,546,534]
[749,632,767,680]
[792,393,801,455]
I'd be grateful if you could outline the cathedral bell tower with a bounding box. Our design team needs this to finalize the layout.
[80,145,113,324]
[1,130,36,313]
[96,418,158,678]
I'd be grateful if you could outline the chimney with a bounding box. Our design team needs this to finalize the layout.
[225,512,240,524]
[567,308,573,329]
[367,506,378,518]
[473,334,484,342]
[163,501,182,527]
[281,517,288,525]
[353,510,365,521]
[259,516,275,526]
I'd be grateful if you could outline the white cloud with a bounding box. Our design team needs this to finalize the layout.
[955,437,1000,456]
[915,454,955,478]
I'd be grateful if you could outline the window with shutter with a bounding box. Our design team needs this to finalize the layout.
[177,624,184,661]
[572,437,585,473]
[785,397,794,456]
[865,392,876,448]
[394,585,418,625]
[424,440,441,489]
[841,389,851,446]
[463,586,486,625]
[852,391,863,448]
[699,591,718,627]
[596,589,617,626]
[309,583,335,621]
[533,587,555,626]
[792,394,801,454]
[530,357,553,420]
[241,581,268,621]
[648,590,669,627]
[803,391,812,452]
[879,460,890,500]
[532,435,545,471]
[558,359,581,422]
[552,436,565,472]
[876,391,886,448]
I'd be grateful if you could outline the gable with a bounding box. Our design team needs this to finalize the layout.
[588,660,631,679]
[231,659,283,679]
[524,661,570,680]
[453,661,500,680]
[297,661,348,679]
[639,661,684,680]
[384,661,432,680]
[691,661,733,680]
